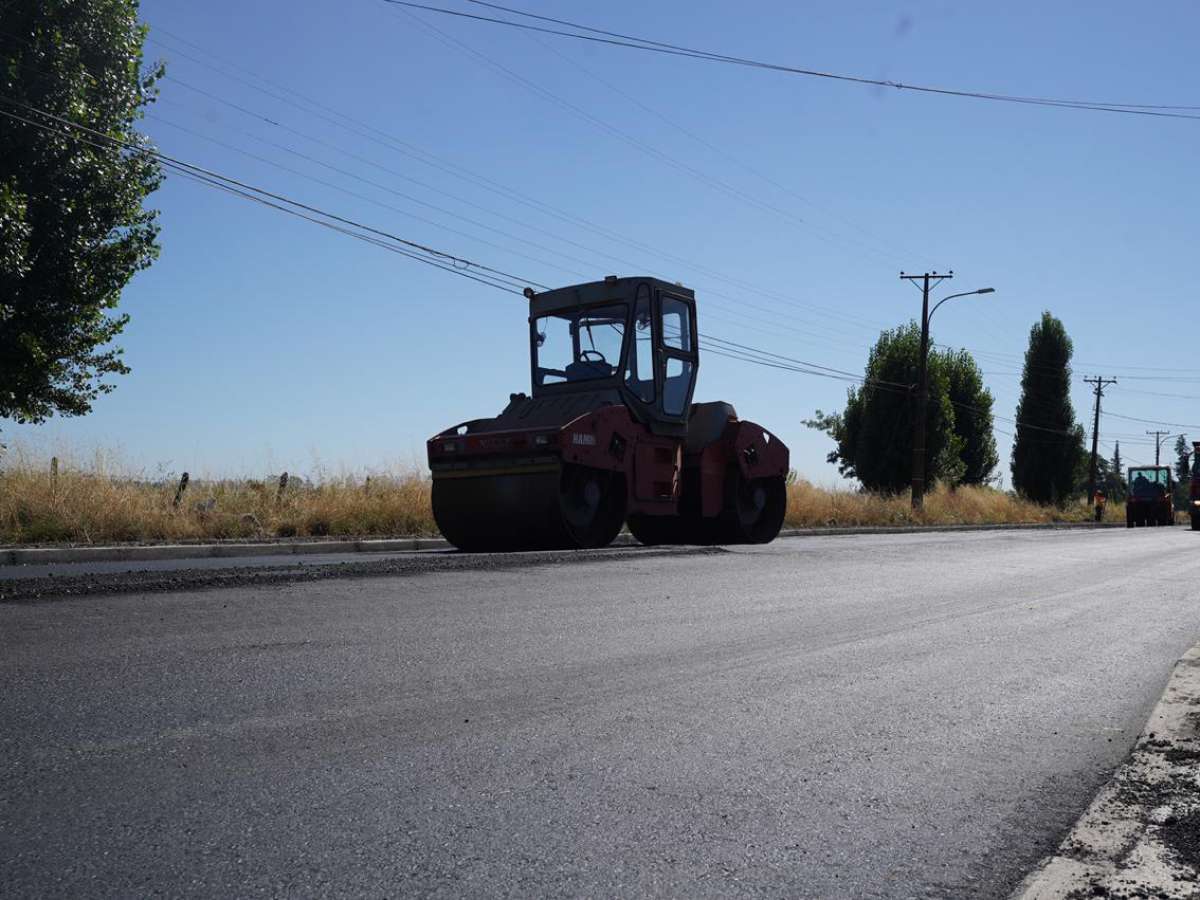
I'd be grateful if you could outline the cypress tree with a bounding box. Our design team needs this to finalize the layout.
[1106,442,1126,501]
[1011,312,1085,504]
[1174,434,1191,480]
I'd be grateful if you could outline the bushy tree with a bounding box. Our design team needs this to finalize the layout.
[805,323,996,492]
[1011,312,1085,504]
[942,348,999,485]
[0,1,163,425]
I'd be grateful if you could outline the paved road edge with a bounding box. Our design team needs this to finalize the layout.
[0,521,1121,566]
[1010,643,1200,899]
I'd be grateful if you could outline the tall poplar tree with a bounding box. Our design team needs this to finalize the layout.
[1106,442,1126,501]
[1174,434,1191,481]
[1011,312,1085,504]
[1,1,163,425]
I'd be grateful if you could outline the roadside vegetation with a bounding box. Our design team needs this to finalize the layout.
[0,449,437,544]
[0,449,1112,546]
[784,477,1102,528]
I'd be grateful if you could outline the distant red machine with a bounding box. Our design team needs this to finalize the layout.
[427,277,789,551]
[1191,442,1200,531]
[1126,465,1174,527]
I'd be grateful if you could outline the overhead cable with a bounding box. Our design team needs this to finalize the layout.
[381,0,1200,121]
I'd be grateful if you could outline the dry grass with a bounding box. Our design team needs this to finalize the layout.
[782,478,1104,528]
[0,449,436,545]
[0,449,1108,546]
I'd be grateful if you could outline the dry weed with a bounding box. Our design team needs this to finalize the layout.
[0,449,1105,545]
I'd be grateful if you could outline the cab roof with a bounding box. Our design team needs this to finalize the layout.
[526,276,694,317]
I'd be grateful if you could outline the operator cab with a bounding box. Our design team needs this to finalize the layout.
[528,276,699,434]
[1128,466,1171,499]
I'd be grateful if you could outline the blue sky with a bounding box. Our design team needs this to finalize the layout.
[9,0,1199,482]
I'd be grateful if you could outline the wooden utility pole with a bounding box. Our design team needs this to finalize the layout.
[1145,430,1171,466]
[900,271,952,509]
[1085,376,1117,505]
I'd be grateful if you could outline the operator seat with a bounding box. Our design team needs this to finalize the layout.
[564,360,614,381]
[686,401,737,453]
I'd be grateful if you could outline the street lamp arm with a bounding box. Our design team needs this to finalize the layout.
[928,287,995,323]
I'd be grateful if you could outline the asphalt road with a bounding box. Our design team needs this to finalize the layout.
[3,528,1199,898]
[0,547,447,581]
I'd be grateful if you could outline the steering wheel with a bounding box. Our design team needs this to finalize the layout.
[579,349,609,366]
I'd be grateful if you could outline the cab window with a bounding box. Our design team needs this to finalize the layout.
[624,294,655,402]
[534,304,627,386]
[661,295,693,352]
[663,357,693,416]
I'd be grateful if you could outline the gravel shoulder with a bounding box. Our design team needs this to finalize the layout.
[1012,644,1200,899]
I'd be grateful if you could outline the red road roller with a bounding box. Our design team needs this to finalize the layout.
[427,276,789,551]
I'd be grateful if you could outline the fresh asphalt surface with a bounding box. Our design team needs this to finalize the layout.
[0,548,445,581]
[3,528,1199,898]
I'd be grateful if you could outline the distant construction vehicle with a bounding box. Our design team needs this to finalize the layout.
[1126,465,1174,527]
[1191,442,1200,531]
[426,276,789,551]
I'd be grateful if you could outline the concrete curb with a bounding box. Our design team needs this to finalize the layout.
[0,521,1122,567]
[1010,643,1200,899]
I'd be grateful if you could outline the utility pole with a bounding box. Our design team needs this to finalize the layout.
[1145,430,1171,466]
[1085,376,1118,505]
[900,271,952,509]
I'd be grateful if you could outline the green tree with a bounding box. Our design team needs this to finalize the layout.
[1082,451,1115,499]
[805,322,997,492]
[1104,441,1127,502]
[1,1,163,425]
[1174,434,1191,481]
[1010,312,1085,504]
[1172,434,1192,510]
[942,348,999,485]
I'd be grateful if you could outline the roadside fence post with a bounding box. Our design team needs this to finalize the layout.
[173,472,190,508]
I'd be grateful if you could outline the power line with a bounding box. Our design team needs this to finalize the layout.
[147,96,878,348]
[382,0,1200,121]
[8,19,1196,403]
[387,3,916,283]
[5,94,885,385]
[0,100,535,294]
[1104,411,1200,431]
[468,20,924,269]
[4,26,891,349]
[4,91,1186,451]
[146,28,1192,388]
[146,34,887,342]
[4,34,908,358]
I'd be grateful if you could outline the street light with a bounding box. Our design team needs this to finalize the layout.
[912,286,996,509]
[1145,430,1176,467]
[929,287,995,322]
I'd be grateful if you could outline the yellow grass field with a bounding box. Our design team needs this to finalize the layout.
[0,450,1108,546]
